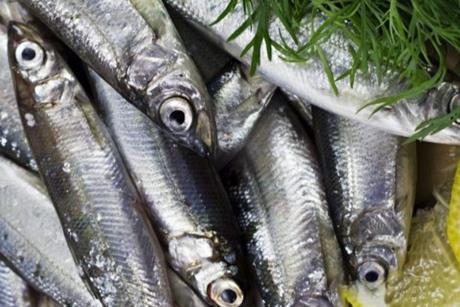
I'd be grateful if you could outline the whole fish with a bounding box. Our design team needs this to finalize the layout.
[16,0,216,156]
[166,0,460,144]
[0,260,33,307]
[0,25,35,171]
[88,70,244,307]
[8,23,173,306]
[221,93,344,307]
[313,107,416,290]
[0,156,100,306]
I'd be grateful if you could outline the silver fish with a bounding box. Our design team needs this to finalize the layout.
[8,23,173,306]
[0,25,35,171]
[0,155,100,306]
[313,107,416,290]
[221,94,344,307]
[0,260,33,307]
[166,0,460,144]
[168,270,208,307]
[17,0,216,155]
[88,69,244,307]
[207,63,275,168]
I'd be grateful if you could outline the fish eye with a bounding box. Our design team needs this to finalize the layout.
[15,41,44,70]
[358,261,386,290]
[208,278,244,307]
[159,96,194,133]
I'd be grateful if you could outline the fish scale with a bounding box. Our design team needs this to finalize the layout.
[222,94,344,307]
[8,23,173,306]
[0,260,32,307]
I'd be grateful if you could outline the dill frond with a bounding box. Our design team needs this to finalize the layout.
[215,0,460,139]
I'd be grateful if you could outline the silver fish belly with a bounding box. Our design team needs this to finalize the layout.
[0,156,100,306]
[8,23,173,306]
[166,0,460,144]
[88,69,244,307]
[0,260,33,307]
[0,25,35,171]
[313,107,416,290]
[221,94,344,307]
[17,0,216,155]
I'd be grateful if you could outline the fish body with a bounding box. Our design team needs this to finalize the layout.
[221,93,344,307]
[0,261,33,307]
[313,107,416,290]
[166,0,460,144]
[17,0,216,155]
[0,25,35,170]
[0,156,99,306]
[8,23,173,306]
[88,70,244,307]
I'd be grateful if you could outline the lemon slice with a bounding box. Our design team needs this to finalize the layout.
[448,159,460,265]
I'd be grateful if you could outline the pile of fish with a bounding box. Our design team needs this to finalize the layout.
[0,0,457,306]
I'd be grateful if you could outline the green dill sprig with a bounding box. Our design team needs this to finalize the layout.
[214,0,460,140]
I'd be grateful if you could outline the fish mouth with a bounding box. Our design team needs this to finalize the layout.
[208,277,244,307]
[357,260,387,290]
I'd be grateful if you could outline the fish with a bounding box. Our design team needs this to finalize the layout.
[165,0,460,144]
[8,22,173,306]
[221,93,344,307]
[88,69,244,307]
[168,270,209,307]
[16,0,216,156]
[0,260,33,307]
[0,155,100,306]
[207,63,275,168]
[313,107,416,291]
[0,24,35,171]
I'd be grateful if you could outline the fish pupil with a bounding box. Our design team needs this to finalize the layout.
[21,47,36,61]
[170,110,185,125]
[365,270,379,283]
[220,289,237,304]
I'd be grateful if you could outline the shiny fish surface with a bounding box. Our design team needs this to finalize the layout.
[88,70,244,307]
[8,23,173,306]
[17,0,216,155]
[0,25,35,170]
[208,63,275,168]
[166,0,460,144]
[221,94,344,307]
[0,260,33,307]
[313,107,416,290]
[0,156,99,306]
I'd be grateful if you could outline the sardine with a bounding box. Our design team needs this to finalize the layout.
[0,260,33,307]
[0,156,99,306]
[166,0,460,144]
[0,25,35,171]
[168,270,209,307]
[313,107,416,290]
[221,93,344,307]
[207,63,275,168]
[88,69,244,307]
[16,0,216,155]
[8,23,173,306]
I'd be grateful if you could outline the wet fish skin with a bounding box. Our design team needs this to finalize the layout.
[208,63,275,168]
[313,107,416,289]
[221,93,344,307]
[0,25,35,171]
[166,0,460,144]
[8,23,173,306]
[17,0,216,156]
[0,260,33,307]
[88,69,244,307]
[0,156,100,306]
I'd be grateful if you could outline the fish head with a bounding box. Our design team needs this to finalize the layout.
[8,22,72,111]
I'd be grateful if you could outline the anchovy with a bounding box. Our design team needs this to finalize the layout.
[88,69,244,307]
[0,156,100,306]
[166,0,460,144]
[221,94,344,307]
[16,0,216,155]
[0,260,33,307]
[8,23,173,306]
[0,25,35,171]
[207,63,275,168]
[313,107,416,290]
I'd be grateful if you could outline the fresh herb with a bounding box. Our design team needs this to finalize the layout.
[214,0,460,140]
